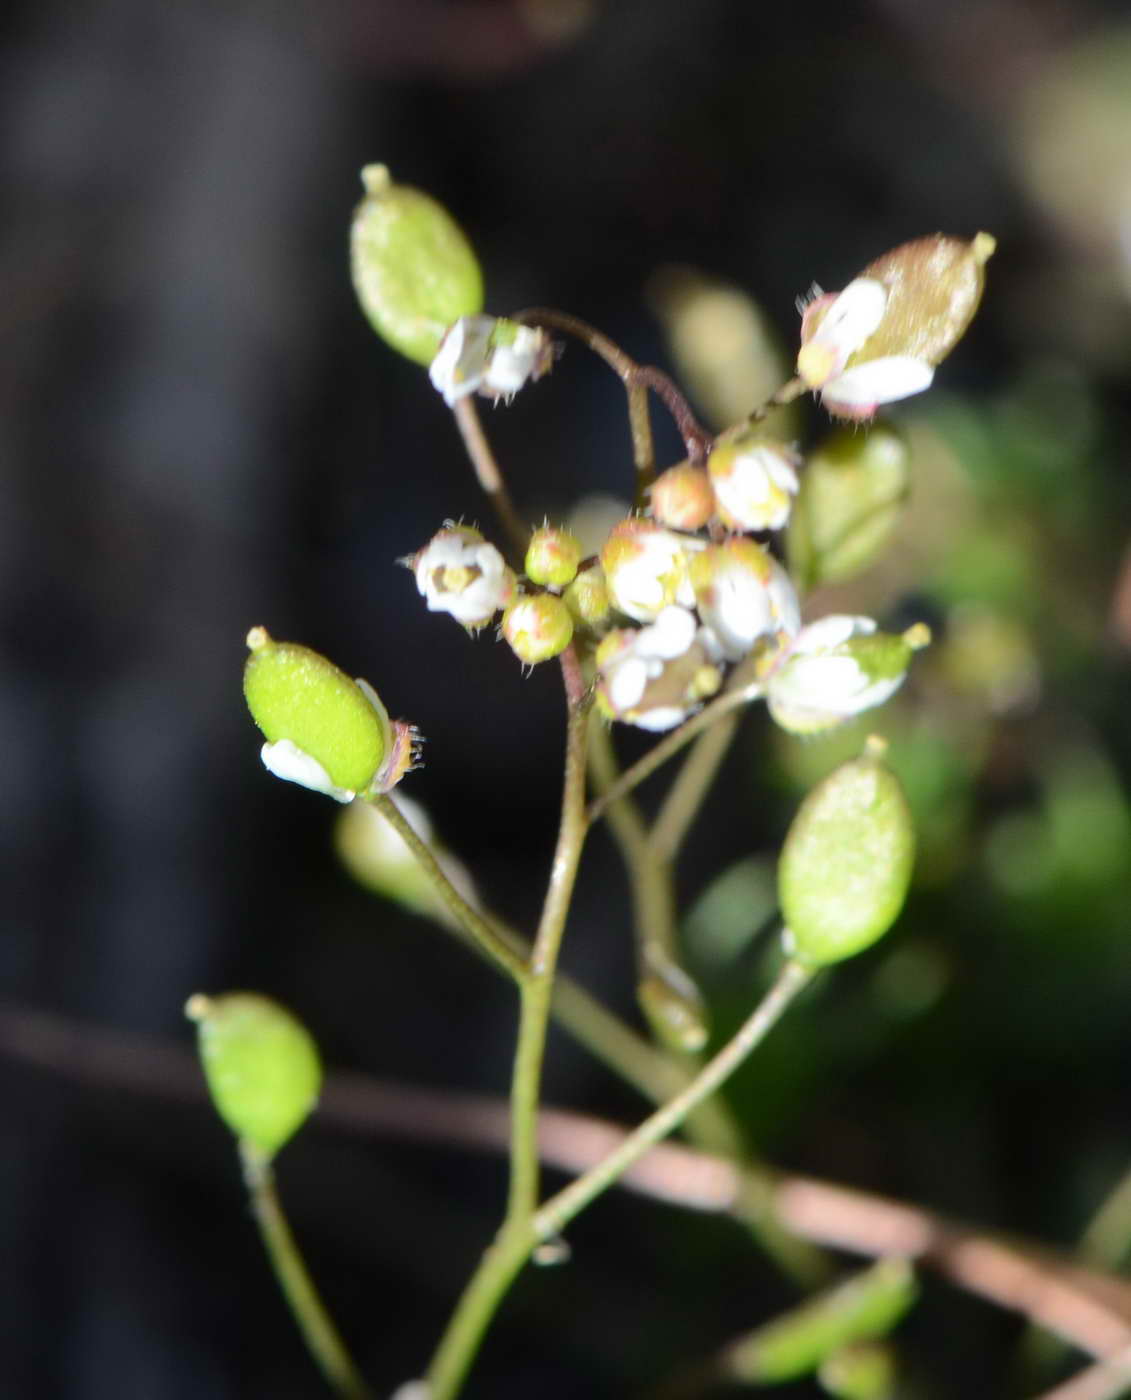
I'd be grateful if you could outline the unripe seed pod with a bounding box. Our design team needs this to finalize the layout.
[501,593,574,664]
[244,628,407,800]
[787,422,910,589]
[727,1259,916,1385]
[350,164,485,366]
[187,992,321,1159]
[779,742,914,966]
[859,232,995,368]
[525,526,582,588]
[649,463,716,531]
[637,958,709,1054]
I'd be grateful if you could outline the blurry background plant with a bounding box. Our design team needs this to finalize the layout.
[6,1,1131,1397]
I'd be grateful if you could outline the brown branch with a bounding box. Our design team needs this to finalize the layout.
[5,1002,1131,1360]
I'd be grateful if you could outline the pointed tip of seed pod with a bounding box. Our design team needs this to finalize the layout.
[973,231,997,264]
[184,993,212,1022]
[903,621,932,651]
[246,626,270,652]
[863,733,889,760]
[360,163,391,196]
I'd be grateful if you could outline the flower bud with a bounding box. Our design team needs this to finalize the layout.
[525,525,582,588]
[563,564,612,627]
[797,233,995,420]
[186,992,321,1159]
[707,435,800,532]
[690,537,801,662]
[766,617,928,736]
[429,316,552,407]
[350,164,485,366]
[595,607,722,731]
[787,423,910,589]
[411,524,516,629]
[501,593,574,664]
[649,463,716,531]
[725,1258,916,1384]
[244,628,415,801]
[779,742,915,967]
[600,518,698,622]
[637,957,710,1054]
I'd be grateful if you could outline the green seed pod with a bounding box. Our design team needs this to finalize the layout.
[187,992,321,1159]
[243,628,401,800]
[350,163,485,366]
[779,742,915,966]
[787,422,910,590]
[726,1259,916,1385]
[637,958,710,1054]
[819,1342,898,1400]
[858,232,995,369]
[525,526,582,588]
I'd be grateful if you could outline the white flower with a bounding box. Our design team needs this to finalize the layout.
[428,317,493,404]
[797,278,934,421]
[766,615,915,734]
[600,519,700,622]
[428,316,549,407]
[690,539,801,662]
[596,606,719,732]
[261,739,355,802]
[708,440,800,532]
[412,525,515,629]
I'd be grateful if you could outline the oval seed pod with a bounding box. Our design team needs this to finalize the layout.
[726,1259,915,1386]
[350,163,485,366]
[779,742,915,966]
[786,422,910,590]
[244,628,393,800]
[187,993,321,1159]
[637,957,710,1054]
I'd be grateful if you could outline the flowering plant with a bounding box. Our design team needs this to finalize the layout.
[190,166,1003,1400]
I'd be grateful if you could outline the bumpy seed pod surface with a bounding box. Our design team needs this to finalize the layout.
[350,163,484,366]
[188,992,321,1159]
[779,749,914,966]
[243,628,388,795]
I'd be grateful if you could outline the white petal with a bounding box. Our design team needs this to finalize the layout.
[428,317,492,406]
[792,614,875,655]
[638,605,697,660]
[261,740,354,802]
[824,356,934,410]
[813,278,887,352]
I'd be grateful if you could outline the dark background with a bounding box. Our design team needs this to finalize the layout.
[5,1,1131,1396]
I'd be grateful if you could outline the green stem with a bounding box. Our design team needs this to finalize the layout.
[587,668,763,825]
[241,1143,371,1400]
[426,650,592,1399]
[746,376,806,427]
[534,961,815,1240]
[368,794,529,985]
[649,708,741,865]
[451,396,530,561]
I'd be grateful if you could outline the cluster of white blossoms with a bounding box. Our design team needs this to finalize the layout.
[402,233,997,736]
